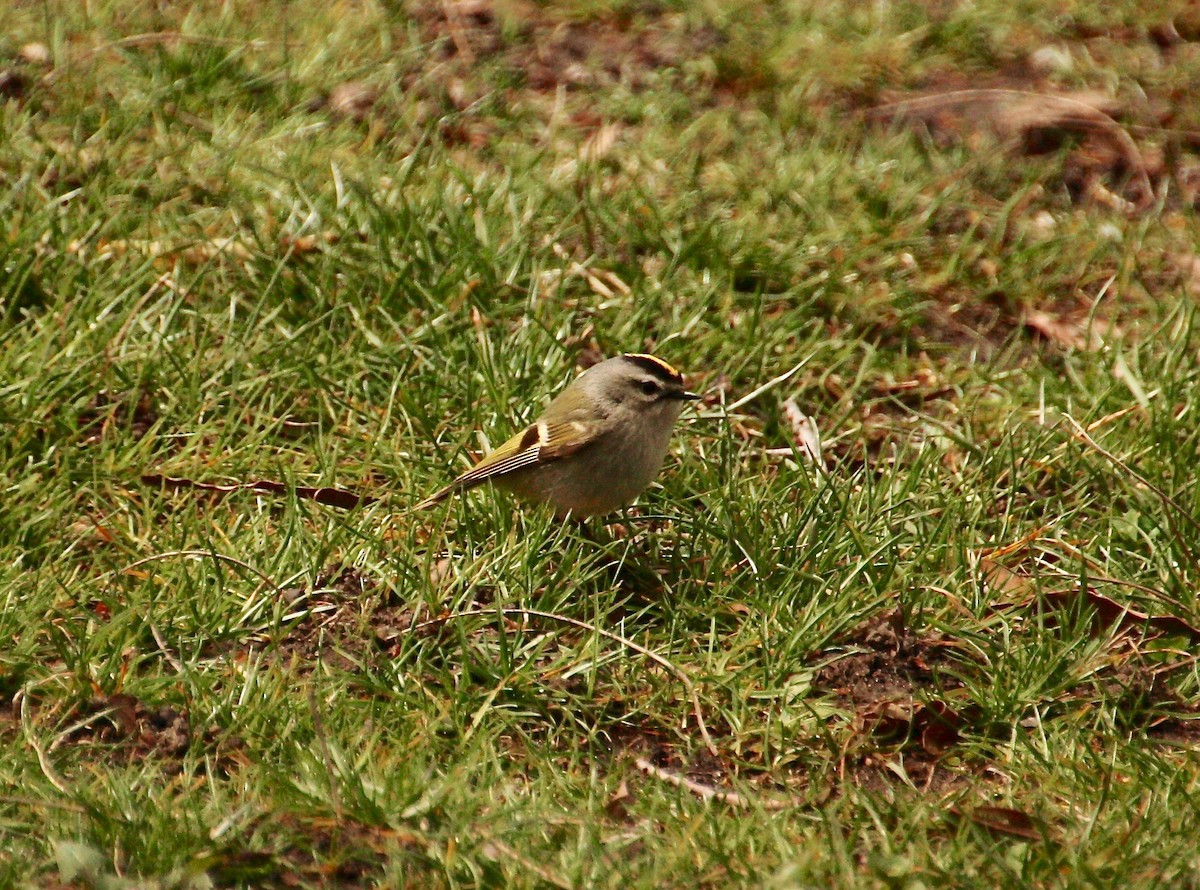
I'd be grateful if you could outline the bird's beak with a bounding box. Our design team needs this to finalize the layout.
[673,389,702,401]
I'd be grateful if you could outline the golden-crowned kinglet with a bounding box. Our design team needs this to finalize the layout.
[417,353,699,517]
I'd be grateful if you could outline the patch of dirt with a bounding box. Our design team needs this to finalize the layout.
[815,614,972,742]
[1067,12,1200,45]
[259,565,416,670]
[77,388,158,443]
[68,693,190,757]
[303,3,726,142]
[50,692,243,774]
[323,80,379,123]
[208,814,423,888]
[846,749,976,797]
[908,288,1021,361]
[821,407,961,486]
[603,718,675,759]
[268,815,406,889]
[410,1,722,94]
[620,613,995,807]
[1147,716,1200,744]
[795,360,971,471]
[812,610,988,795]
[813,611,962,707]
[259,558,674,675]
[879,262,1130,372]
[0,699,19,742]
[0,43,49,106]
[980,572,1200,741]
[1058,640,1200,742]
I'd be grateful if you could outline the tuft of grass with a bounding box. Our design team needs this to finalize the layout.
[3,0,1200,886]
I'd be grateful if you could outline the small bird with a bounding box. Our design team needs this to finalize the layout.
[417,353,700,518]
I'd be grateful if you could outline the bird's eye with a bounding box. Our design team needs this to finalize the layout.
[640,380,660,396]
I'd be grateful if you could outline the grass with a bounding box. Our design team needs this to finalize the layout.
[4,0,1200,886]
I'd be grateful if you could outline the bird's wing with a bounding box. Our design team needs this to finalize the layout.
[415,419,602,509]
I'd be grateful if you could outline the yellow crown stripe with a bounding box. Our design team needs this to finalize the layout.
[624,353,682,381]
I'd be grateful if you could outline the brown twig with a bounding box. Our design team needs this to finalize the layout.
[148,622,186,674]
[140,473,376,511]
[19,695,71,796]
[633,758,798,810]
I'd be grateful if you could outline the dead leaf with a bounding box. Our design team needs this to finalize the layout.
[18,42,51,65]
[858,698,975,756]
[67,518,116,546]
[963,805,1044,840]
[1027,44,1073,77]
[918,700,971,756]
[281,231,338,254]
[1171,253,1200,297]
[580,122,622,163]
[547,243,631,299]
[979,557,1037,598]
[871,89,1151,210]
[605,779,634,820]
[858,700,917,738]
[438,118,493,148]
[429,557,454,589]
[986,558,1200,642]
[1028,210,1057,239]
[55,841,110,885]
[1035,589,1200,643]
[105,693,141,736]
[782,398,822,468]
[1023,308,1102,351]
[327,81,378,121]
[997,90,1122,134]
[1086,180,1136,213]
[0,69,28,99]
